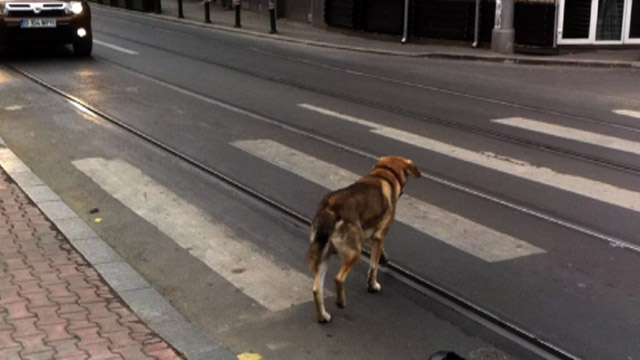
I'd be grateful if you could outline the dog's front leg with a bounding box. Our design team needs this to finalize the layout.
[367,238,384,293]
[313,261,331,323]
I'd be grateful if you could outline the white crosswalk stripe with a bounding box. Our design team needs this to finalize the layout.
[299,103,640,213]
[94,39,139,55]
[73,157,311,312]
[613,109,640,119]
[232,139,544,262]
[492,117,640,156]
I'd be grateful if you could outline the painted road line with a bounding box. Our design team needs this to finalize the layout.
[232,139,544,262]
[614,109,640,120]
[72,157,310,312]
[94,39,139,55]
[492,117,640,156]
[299,104,640,213]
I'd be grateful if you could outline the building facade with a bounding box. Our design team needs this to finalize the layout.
[316,0,639,48]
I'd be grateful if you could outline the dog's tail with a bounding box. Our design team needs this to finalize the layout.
[306,209,337,271]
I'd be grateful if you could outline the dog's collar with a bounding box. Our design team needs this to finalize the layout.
[375,165,404,187]
[372,165,404,197]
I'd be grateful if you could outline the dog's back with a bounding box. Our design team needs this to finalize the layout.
[306,180,390,271]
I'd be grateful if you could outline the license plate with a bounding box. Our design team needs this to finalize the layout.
[20,19,57,28]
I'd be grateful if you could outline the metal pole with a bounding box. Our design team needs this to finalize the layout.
[553,0,558,48]
[401,0,409,43]
[205,0,211,23]
[155,0,161,14]
[234,0,241,27]
[490,0,514,53]
[178,0,184,18]
[269,0,277,33]
[472,0,480,47]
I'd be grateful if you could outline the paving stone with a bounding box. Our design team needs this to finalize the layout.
[23,289,55,308]
[21,349,57,360]
[111,344,151,360]
[36,323,75,342]
[4,257,28,271]
[0,286,23,305]
[79,340,122,360]
[0,347,22,360]
[30,306,65,327]
[5,300,34,320]
[69,326,104,346]
[17,333,53,356]
[47,338,86,359]
[0,328,20,348]
[11,268,37,283]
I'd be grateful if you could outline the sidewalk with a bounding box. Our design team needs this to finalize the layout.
[0,167,184,360]
[116,0,640,68]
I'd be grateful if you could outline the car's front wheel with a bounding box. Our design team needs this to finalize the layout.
[73,37,93,57]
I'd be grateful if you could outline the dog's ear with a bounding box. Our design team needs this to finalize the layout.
[404,159,421,178]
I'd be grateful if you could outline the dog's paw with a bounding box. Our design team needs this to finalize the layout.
[336,300,345,309]
[367,281,382,293]
[379,251,389,265]
[317,311,332,323]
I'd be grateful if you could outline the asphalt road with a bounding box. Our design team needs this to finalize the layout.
[1,6,640,360]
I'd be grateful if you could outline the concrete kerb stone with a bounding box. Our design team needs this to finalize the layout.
[0,135,237,360]
[69,237,123,265]
[21,184,62,203]
[94,261,152,293]
[119,287,185,324]
[37,200,79,221]
[54,217,99,242]
[94,3,638,68]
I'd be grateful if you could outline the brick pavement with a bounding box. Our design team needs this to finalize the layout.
[0,167,183,360]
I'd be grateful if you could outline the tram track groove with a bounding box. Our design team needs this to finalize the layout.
[93,28,640,177]
[7,63,584,360]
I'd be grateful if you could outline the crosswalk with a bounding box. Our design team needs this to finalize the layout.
[232,139,544,262]
[299,104,640,213]
[72,105,640,314]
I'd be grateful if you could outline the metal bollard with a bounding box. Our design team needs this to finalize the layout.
[268,0,277,34]
[177,0,184,18]
[234,0,241,28]
[155,0,162,14]
[204,0,211,23]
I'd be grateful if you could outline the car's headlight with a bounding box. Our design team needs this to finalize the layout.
[69,1,83,14]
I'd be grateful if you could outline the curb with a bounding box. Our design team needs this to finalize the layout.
[94,4,639,68]
[0,136,237,360]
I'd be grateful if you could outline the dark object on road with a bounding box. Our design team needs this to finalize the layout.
[0,0,93,56]
[430,351,466,360]
[307,156,421,323]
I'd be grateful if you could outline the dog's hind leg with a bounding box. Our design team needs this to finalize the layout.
[335,253,359,309]
[313,261,331,323]
[367,238,384,293]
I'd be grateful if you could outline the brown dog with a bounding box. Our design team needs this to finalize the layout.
[306,156,420,323]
